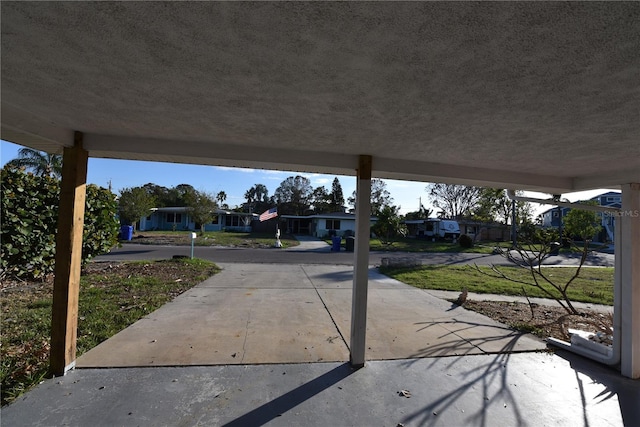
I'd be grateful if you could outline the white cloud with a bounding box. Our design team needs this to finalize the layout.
[215,166,256,173]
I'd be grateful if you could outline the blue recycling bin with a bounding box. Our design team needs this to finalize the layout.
[331,236,341,252]
[120,225,133,241]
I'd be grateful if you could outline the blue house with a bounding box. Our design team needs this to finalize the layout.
[138,207,258,232]
[540,206,571,228]
[539,191,621,242]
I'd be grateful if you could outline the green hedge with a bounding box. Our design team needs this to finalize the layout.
[1,167,119,279]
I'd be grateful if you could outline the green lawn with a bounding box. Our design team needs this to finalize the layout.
[324,237,499,253]
[380,264,614,305]
[369,238,496,253]
[325,236,608,255]
[130,230,299,248]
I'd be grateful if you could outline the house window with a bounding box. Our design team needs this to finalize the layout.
[552,211,559,218]
[225,215,240,227]
[326,219,340,230]
[167,213,182,223]
[146,215,152,220]
[607,196,620,202]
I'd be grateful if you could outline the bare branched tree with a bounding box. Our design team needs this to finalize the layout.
[475,201,605,315]
[426,183,482,219]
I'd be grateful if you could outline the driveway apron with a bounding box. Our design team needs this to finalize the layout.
[77,263,544,368]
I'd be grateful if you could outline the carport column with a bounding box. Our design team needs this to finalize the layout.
[50,133,88,376]
[620,183,640,379]
[350,155,372,368]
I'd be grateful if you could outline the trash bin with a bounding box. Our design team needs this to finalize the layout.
[549,241,560,255]
[331,236,342,252]
[346,236,355,252]
[120,225,133,241]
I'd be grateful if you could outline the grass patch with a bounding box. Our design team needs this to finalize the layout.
[1,258,219,406]
[325,237,608,255]
[380,264,614,305]
[324,237,499,253]
[130,230,298,248]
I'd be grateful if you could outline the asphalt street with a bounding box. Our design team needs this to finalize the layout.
[95,242,615,267]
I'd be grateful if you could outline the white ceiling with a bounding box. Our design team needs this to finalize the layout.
[2,2,639,193]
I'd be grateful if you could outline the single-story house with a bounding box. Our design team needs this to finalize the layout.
[138,207,258,232]
[281,212,378,237]
[456,219,511,242]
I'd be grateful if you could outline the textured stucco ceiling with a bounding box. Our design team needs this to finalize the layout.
[2,2,639,192]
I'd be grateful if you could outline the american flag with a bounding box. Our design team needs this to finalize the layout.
[259,207,278,222]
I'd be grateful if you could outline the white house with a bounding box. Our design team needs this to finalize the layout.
[281,212,377,237]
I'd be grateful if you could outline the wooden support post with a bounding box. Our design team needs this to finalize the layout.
[620,183,640,379]
[50,133,88,376]
[350,155,372,369]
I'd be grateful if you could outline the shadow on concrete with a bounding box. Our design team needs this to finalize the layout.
[311,266,387,283]
[401,323,534,426]
[222,363,355,426]
[401,351,527,426]
[555,349,640,427]
[411,319,530,360]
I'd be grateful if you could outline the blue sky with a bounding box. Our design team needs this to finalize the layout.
[1,140,427,214]
[1,140,614,216]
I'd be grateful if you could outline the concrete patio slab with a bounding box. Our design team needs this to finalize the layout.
[77,263,545,369]
[4,352,636,427]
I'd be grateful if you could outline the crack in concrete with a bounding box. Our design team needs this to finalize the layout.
[301,266,350,352]
[240,307,252,363]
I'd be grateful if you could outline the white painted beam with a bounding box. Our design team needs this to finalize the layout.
[1,102,74,154]
[350,155,372,369]
[620,183,640,379]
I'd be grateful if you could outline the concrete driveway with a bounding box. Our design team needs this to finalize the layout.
[77,263,544,368]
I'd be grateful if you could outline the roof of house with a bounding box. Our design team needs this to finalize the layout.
[150,207,257,217]
[281,212,376,220]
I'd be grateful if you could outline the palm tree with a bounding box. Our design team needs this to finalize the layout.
[5,147,63,179]
[216,191,229,209]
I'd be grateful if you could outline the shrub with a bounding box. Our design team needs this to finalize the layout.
[1,167,60,279]
[458,234,474,248]
[83,184,120,261]
[1,167,119,279]
[370,205,407,246]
